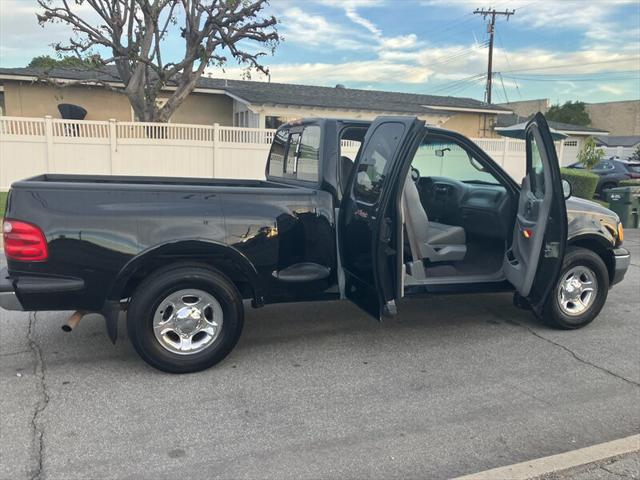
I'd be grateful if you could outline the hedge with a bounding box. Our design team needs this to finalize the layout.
[560,168,599,200]
[619,179,640,187]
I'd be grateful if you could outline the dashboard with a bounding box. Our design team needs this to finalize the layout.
[416,176,512,240]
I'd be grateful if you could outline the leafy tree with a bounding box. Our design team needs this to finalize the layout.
[36,0,280,122]
[576,136,605,170]
[546,101,591,126]
[28,55,102,69]
[630,145,640,162]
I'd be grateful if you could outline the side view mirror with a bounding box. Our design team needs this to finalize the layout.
[562,179,572,199]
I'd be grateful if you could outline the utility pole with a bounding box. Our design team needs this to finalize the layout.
[473,8,514,104]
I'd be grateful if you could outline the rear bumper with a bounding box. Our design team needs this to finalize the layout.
[0,267,85,311]
[611,247,631,286]
[0,268,24,311]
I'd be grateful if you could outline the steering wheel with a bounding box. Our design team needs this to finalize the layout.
[410,166,420,182]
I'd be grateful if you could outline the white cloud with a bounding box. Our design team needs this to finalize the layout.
[344,6,382,36]
[211,60,431,85]
[278,7,373,51]
[380,34,420,50]
[598,84,625,95]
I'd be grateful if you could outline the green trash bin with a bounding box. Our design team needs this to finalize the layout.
[605,186,640,228]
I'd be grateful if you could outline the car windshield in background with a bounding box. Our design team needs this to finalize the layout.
[625,163,640,173]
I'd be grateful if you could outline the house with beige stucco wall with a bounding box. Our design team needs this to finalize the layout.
[498,98,639,137]
[0,66,511,137]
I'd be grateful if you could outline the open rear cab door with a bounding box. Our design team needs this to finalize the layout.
[504,112,568,314]
[338,116,425,320]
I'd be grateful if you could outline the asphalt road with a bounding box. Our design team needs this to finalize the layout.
[1,232,639,480]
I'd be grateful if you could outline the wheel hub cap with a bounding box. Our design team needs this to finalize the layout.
[152,289,223,355]
[557,266,597,316]
[175,306,202,335]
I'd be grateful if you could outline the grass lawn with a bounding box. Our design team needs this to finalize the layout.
[0,191,8,218]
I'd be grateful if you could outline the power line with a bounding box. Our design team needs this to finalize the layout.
[473,7,515,103]
[495,30,521,99]
[502,74,639,82]
[497,57,640,74]
[428,72,486,95]
[424,40,489,69]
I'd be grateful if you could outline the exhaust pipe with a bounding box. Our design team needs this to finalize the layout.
[62,310,87,332]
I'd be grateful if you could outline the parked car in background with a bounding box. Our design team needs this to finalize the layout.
[567,158,640,195]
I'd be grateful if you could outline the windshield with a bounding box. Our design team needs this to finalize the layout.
[411,139,500,185]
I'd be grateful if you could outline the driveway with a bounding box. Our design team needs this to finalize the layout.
[1,232,639,480]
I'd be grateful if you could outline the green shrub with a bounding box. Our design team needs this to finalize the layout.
[0,191,8,218]
[560,168,599,199]
[619,179,640,187]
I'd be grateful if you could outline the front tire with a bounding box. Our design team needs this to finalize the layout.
[542,247,609,329]
[127,264,244,373]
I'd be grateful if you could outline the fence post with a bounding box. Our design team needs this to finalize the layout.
[44,115,54,173]
[212,123,219,178]
[501,137,509,167]
[108,119,117,174]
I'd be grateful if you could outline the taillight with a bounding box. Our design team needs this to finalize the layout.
[3,220,49,262]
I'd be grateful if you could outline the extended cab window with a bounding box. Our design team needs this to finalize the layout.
[267,125,321,182]
[267,128,288,177]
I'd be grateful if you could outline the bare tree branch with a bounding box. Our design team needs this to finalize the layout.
[36,0,280,122]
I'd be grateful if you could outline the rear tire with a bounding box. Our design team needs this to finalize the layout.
[542,247,609,329]
[127,264,244,373]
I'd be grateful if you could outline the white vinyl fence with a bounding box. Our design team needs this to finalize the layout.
[0,116,567,190]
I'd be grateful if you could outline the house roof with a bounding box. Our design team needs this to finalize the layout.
[595,136,640,147]
[0,66,512,116]
[495,113,609,136]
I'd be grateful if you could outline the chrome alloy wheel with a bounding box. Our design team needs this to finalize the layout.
[557,266,598,316]
[153,289,223,355]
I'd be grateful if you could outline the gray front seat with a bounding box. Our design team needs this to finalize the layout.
[402,177,467,263]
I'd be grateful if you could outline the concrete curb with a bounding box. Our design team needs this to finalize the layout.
[453,435,640,480]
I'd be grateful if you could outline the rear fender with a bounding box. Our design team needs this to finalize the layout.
[102,239,262,343]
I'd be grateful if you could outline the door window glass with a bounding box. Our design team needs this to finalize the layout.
[354,122,405,204]
[529,131,546,198]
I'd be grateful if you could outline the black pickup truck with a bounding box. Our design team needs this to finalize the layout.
[1,114,630,373]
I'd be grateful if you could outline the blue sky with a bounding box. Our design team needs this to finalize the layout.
[1,0,639,104]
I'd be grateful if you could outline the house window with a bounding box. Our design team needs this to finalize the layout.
[235,111,251,127]
[0,90,5,116]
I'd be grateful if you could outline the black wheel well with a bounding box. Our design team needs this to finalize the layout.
[120,255,255,302]
[568,237,615,283]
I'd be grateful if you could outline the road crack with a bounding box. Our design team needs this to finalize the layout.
[488,308,640,388]
[27,311,49,480]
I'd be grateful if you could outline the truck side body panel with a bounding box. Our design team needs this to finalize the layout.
[5,177,336,311]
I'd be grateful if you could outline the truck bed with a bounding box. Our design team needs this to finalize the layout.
[15,174,296,191]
